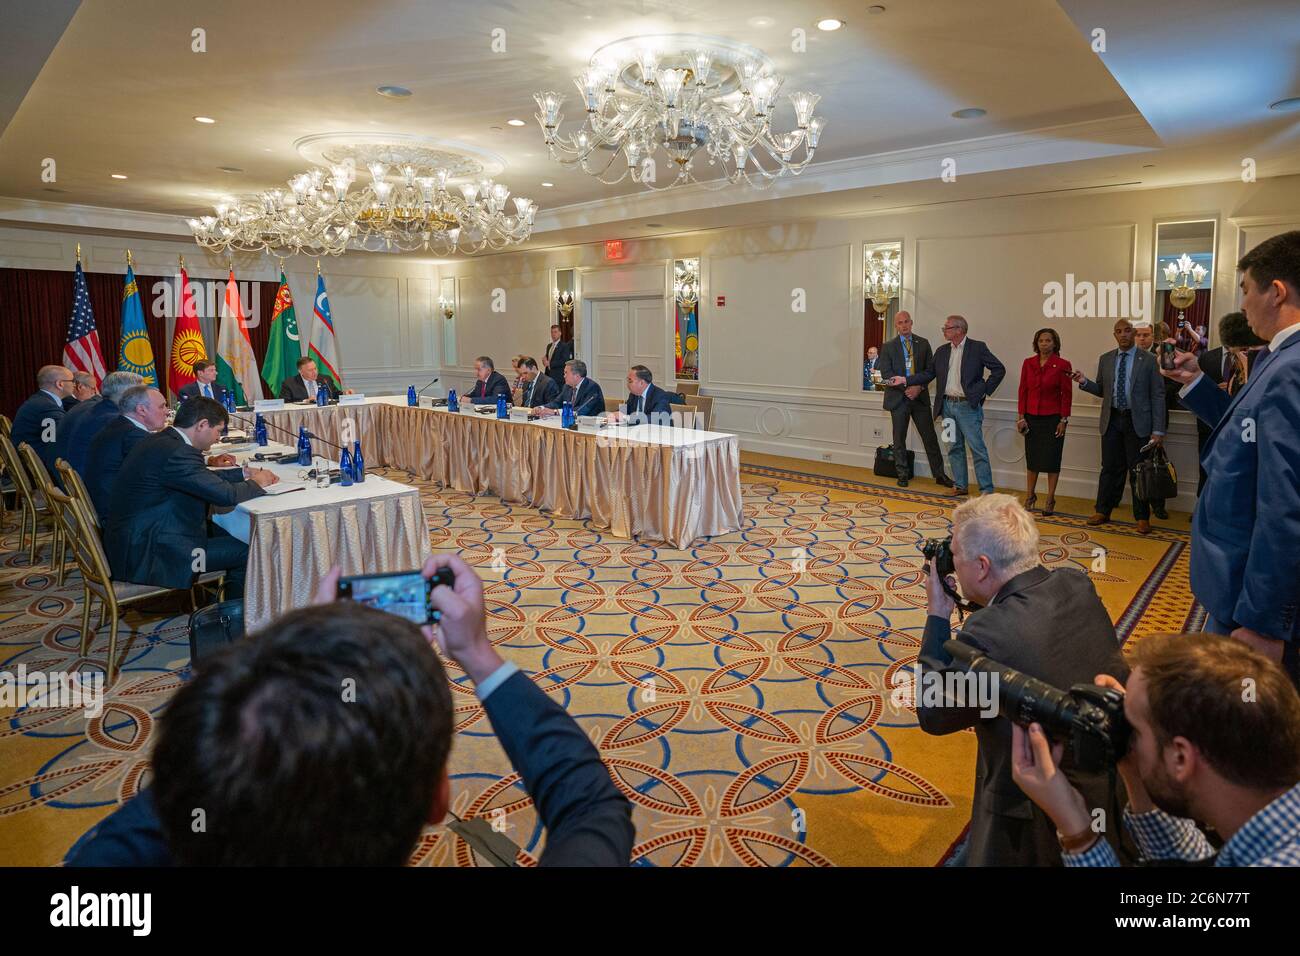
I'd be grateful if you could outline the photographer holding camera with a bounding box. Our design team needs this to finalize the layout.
[1011,633,1300,866]
[916,494,1129,865]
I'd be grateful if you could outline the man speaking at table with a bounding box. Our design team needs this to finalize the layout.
[466,356,512,402]
[279,356,341,403]
[538,359,605,418]
[516,356,559,408]
[106,397,279,599]
[608,365,673,425]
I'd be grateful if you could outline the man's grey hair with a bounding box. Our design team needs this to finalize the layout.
[118,384,155,416]
[73,371,96,388]
[951,493,1040,578]
[566,358,587,378]
[102,370,144,404]
[949,315,969,334]
[475,356,495,371]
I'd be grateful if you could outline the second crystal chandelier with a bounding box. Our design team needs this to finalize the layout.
[534,34,826,191]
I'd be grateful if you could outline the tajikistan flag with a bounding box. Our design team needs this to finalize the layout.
[216,269,263,405]
[308,272,343,390]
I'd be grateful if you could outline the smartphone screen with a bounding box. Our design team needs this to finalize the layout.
[337,570,437,624]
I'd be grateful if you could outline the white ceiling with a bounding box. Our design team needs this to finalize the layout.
[0,0,1296,253]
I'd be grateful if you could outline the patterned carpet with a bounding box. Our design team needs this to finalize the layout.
[0,462,1197,867]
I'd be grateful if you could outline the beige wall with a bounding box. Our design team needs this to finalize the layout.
[435,175,1300,509]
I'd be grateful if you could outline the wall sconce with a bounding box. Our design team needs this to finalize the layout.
[438,295,455,320]
[556,290,575,320]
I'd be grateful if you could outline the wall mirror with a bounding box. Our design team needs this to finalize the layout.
[1153,219,1216,351]
[674,257,701,381]
[863,240,902,391]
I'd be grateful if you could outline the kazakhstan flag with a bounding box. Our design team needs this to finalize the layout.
[118,263,157,386]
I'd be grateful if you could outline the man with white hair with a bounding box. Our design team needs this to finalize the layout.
[915,493,1128,866]
[56,370,144,473]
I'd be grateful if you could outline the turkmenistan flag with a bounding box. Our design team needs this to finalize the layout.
[118,262,158,386]
[215,269,263,405]
[261,272,301,396]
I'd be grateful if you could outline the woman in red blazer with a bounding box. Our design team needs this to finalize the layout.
[1016,328,1072,515]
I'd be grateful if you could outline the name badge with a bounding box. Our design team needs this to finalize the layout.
[254,399,286,411]
[339,393,366,406]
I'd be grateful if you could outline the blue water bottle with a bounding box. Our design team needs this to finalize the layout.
[339,446,354,487]
[352,440,365,483]
[316,383,329,406]
[561,400,574,429]
[297,426,311,466]
[254,413,268,447]
[407,384,417,407]
[447,388,458,412]
[496,393,508,419]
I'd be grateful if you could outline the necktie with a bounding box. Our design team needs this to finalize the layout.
[1115,352,1129,410]
[203,383,212,399]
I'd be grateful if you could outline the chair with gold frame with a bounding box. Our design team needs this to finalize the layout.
[1,435,54,565]
[17,443,71,584]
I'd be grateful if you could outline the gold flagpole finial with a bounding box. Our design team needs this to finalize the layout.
[316,259,321,275]
[75,242,81,263]
[126,249,133,267]
[178,253,185,272]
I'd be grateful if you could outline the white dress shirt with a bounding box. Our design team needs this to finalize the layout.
[944,337,966,399]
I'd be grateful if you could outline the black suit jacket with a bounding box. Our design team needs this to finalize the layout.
[62,396,81,411]
[621,383,675,425]
[466,370,512,402]
[546,377,605,417]
[178,380,231,406]
[85,416,154,522]
[916,566,1129,866]
[545,339,574,381]
[64,668,634,867]
[907,337,1006,418]
[105,429,264,589]
[1198,346,1260,388]
[279,374,340,403]
[520,373,559,409]
[57,396,120,473]
[10,391,65,473]
[876,334,935,411]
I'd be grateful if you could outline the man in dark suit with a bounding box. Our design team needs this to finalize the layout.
[516,356,559,408]
[63,372,98,411]
[177,359,230,405]
[894,315,1005,496]
[539,359,606,418]
[57,370,143,474]
[1161,232,1300,681]
[65,555,635,867]
[279,356,342,403]
[465,356,512,403]
[105,397,277,599]
[11,365,74,473]
[863,346,881,390]
[545,324,574,382]
[610,365,674,426]
[877,312,951,488]
[84,385,169,522]
[1071,318,1166,533]
[915,494,1128,866]
[1195,312,1265,493]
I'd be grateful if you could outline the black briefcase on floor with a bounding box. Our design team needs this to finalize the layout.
[188,599,245,669]
[873,445,913,478]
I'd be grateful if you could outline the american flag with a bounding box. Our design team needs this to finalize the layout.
[63,260,107,385]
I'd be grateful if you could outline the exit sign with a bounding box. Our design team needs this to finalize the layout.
[716,295,726,307]
[604,239,625,260]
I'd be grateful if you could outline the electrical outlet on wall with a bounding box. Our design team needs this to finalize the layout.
[872,427,884,440]
[821,453,832,462]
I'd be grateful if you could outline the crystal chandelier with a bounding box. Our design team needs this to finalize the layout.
[187,154,537,257]
[533,34,825,191]
[864,248,901,317]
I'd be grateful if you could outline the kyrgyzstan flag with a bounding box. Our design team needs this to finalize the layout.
[168,265,208,399]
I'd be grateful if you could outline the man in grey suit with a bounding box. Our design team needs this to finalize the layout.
[916,494,1128,866]
[1071,319,1166,534]
[874,312,952,488]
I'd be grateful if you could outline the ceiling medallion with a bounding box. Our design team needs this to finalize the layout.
[533,33,825,191]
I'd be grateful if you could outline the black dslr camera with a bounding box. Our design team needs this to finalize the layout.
[919,536,955,578]
[944,639,1130,773]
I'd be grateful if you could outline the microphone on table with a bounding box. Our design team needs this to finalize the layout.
[227,413,346,455]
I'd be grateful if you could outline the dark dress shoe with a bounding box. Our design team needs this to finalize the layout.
[897,477,910,487]
[934,475,954,488]
[1086,513,1108,526]
[1152,506,1169,520]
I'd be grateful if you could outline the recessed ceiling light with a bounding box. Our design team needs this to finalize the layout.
[110,173,127,179]
[506,118,526,127]
[376,85,412,98]
[218,166,244,173]
[868,4,886,13]
[489,125,503,132]
[817,18,845,31]
[541,181,554,187]
[1269,96,1300,113]
[194,115,216,124]
[952,107,987,119]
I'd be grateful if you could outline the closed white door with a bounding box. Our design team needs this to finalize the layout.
[590,298,665,395]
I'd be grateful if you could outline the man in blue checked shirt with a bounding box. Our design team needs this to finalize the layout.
[1011,633,1300,866]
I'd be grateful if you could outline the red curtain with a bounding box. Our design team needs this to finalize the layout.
[1,267,277,419]
[863,301,887,355]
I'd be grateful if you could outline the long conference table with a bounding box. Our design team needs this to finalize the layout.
[214,395,743,629]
